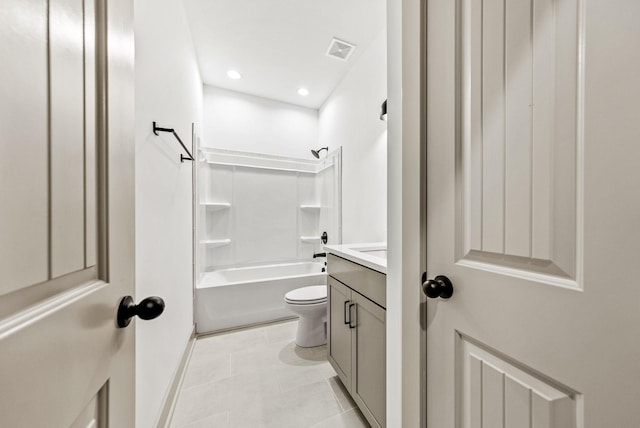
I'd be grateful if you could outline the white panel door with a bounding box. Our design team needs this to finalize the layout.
[0,0,136,426]
[426,0,640,426]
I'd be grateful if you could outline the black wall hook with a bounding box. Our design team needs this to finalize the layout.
[153,121,195,163]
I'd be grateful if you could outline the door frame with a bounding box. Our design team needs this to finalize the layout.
[103,0,136,424]
[386,0,427,426]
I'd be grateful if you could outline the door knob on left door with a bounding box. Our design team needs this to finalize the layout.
[117,296,165,328]
[422,274,454,299]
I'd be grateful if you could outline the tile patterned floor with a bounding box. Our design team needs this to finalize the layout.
[170,320,369,428]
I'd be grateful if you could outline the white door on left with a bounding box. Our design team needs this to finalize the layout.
[0,0,139,426]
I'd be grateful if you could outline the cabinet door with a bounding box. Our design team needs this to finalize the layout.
[352,292,386,428]
[327,276,352,389]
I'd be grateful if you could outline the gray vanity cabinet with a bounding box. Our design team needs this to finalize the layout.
[327,255,386,428]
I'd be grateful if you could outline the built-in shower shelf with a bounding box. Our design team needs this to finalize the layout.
[201,202,231,210]
[200,239,231,247]
[299,205,321,210]
[300,236,321,243]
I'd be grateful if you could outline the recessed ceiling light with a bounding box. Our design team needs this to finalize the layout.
[227,70,242,80]
[297,87,310,96]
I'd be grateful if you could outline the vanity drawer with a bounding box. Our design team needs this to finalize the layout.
[327,254,386,308]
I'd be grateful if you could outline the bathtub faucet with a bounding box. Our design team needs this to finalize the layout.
[313,252,327,259]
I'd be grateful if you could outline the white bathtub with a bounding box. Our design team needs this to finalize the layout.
[195,262,327,333]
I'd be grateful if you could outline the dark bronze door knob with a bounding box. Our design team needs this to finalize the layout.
[422,275,454,299]
[117,296,165,328]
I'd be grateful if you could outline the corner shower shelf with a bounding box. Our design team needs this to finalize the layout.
[299,205,321,210]
[300,236,322,243]
[201,202,231,210]
[200,239,231,248]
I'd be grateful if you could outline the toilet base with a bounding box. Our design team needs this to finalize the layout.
[295,316,327,348]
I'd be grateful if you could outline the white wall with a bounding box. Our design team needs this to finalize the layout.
[134,0,203,426]
[202,85,318,158]
[318,29,388,244]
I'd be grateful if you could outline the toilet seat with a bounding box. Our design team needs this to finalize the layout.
[284,285,327,305]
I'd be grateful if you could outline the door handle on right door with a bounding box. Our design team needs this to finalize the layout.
[421,274,454,299]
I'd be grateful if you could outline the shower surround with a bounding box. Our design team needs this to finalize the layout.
[195,147,342,332]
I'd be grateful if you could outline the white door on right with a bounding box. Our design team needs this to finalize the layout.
[426,0,640,427]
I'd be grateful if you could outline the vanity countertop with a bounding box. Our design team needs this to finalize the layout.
[323,242,387,274]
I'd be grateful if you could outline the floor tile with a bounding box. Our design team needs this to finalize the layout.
[195,327,267,356]
[227,380,343,428]
[263,321,298,344]
[275,360,337,392]
[181,353,231,389]
[309,408,370,428]
[327,375,357,411]
[178,411,229,428]
[230,339,328,377]
[171,371,280,426]
[170,320,369,428]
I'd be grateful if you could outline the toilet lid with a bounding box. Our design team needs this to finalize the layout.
[284,285,327,304]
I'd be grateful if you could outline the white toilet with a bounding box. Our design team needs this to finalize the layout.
[284,285,327,348]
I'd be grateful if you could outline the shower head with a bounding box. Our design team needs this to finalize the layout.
[311,147,329,159]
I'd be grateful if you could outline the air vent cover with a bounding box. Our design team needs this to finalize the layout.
[325,38,356,61]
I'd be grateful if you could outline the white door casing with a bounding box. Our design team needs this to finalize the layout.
[0,0,135,426]
[426,0,640,426]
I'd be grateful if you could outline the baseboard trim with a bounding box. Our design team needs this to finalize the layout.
[196,316,298,338]
[156,326,197,428]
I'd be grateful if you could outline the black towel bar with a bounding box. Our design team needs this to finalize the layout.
[152,121,195,163]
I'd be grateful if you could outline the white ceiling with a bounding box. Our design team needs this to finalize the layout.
[183,0,386,109]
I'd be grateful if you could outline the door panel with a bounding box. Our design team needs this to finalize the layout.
[0,0,49,293]
[460,336,576,428]
[0,281,114,427]
[427,0,640,426]
[70,390,104,428]
[458,0,580,284]
[50,0,87,277]
[327,277,352,388]
[0,0,135,426]
[84,0,98,268]
[1,0,100,291]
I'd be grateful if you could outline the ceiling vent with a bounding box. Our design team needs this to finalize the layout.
[325,38,356,61]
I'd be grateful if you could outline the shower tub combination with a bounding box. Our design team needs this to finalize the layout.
[194,148,341,334]
[195,261,327,333]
